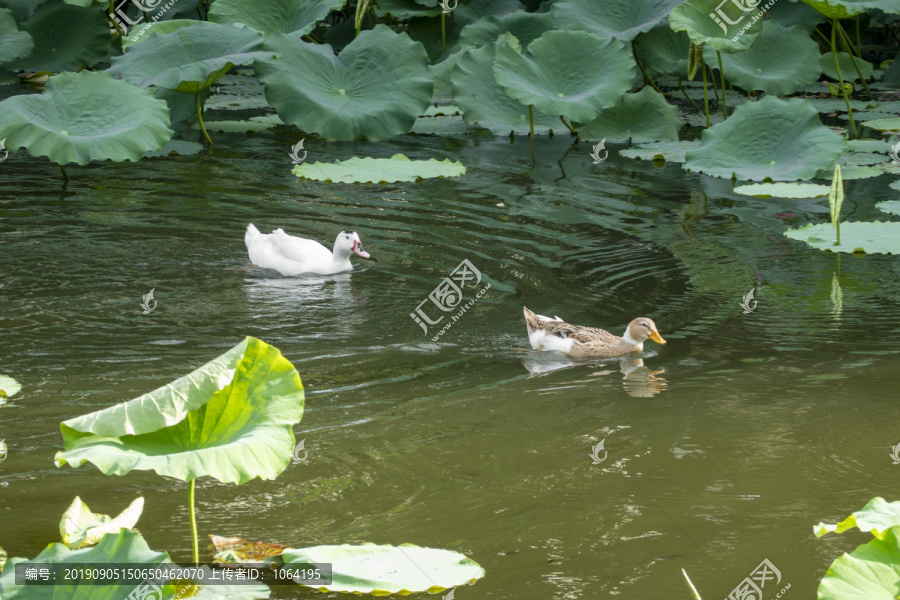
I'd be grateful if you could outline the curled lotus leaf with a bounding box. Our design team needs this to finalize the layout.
[551,0,687,42]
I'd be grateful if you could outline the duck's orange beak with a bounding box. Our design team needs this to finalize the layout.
[649,330,666,344]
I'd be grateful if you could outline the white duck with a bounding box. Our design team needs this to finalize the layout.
[245,224,371,276]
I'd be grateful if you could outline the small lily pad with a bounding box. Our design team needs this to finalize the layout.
[875,201,900,216]
[293,154,466,183]
[785,221,900,254]
[733,183,830,198]
[861,117,900,131]
[619,140,700,163]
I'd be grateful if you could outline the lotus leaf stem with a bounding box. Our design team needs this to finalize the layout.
[59,164,69,183]
[189,479,199,564]
[559,116,576,135]
[528,105,534,139]
[835,22,873,101]
[708,65,719,103]
[441,13,446,53]
[701,64,711,127]
[108,0,124,36]
[716,50,727,120]
[677,76,701,113]
[631,43,662,95]
[196,92,213,146]
[830,19,857,139]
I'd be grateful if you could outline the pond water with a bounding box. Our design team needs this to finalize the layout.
[2,119,900,599]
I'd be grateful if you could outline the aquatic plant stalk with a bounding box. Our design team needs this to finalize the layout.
[701,64,711,127]
[559,116,576,135]
[528,105,534,138]
[830,19,857,139]
[441,13,446,53]
[716,50,727,120]
[681,569,702,600]
[188,479,199,564]
[678,76,701,113]
[631,43,662,95]
[195,92,213,145]
[59,164,69,182]
[835,22,873,101]
[108,0,124,36]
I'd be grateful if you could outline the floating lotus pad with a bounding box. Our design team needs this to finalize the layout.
[550,0,685,42]
[785,221,900,254]
[293,154,465,183]
[283,544,484,595]
[256,26,432,141]
[706,22,822,96]
[209,0,344,36]
[453,42,557,136]
[875,201,900,216]
[493,30,635,122]
[577,87,680,143]
[734,183,831,198]
[684,96,846,181]
[0,71,173,165]
[670,0,762,53]
[55,337,305,485]
[619,140,700,163]
[108,22,267,93]
[861,118,900,131]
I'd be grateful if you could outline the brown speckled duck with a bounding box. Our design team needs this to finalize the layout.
[523,307,666,358]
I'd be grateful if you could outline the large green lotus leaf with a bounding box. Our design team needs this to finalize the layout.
[120,19,197,50]
[209,0,344,36]
[0,8,32,66]
[283,544,484,594]
[703,22,821,96]
[0,71,173,166]
[293,154,465,183]
[814,497,900,538]
[54,337,305,485]
[684,96,847,180]
[405,15,464,62]
[803,0,900,17]
[452,42,557,135]
[817,525,900,600]
[107,22,267,93]
[0,530,172,599]
[670,0,762,53]
[801,0,855,17]
[256,26,432,141]
[551,0,686,42]
[16,1,107,71]
[577,87,680,142]
[822,51,874,82]
[770,0,825,33]
[493,30,635,122]
[458,9,553,49]
[785,221,900,254]
[734,183,830,198]
[634,25,689,76]
[0,375,21,398]
[60,497,144,549]
[454,0,523,25]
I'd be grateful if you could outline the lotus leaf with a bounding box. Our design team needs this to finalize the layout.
[282,544,484,594]
[257,26,432,141]
[0,8,32,66]
[815,497,900,537]
[770,0,825,33]
[684,96,847,181]
[411,114,479,135]
[889,180,900,191]
[703,22,821,96]
[293,154,465,183]
[0,375,20,398]
[406,15,464,61]
[619,140,700,162]
[54,336,305,485]
[454,0,523,25]
[60,497,144,549]
[577,87,680,142]
[846,139,892,153]
[551,0,686,42]
[733,183,831,198]
[121,19,196,50]
[801,0,856,18]
[210,535,289,564]
[876,201,900,215]
[108,22,267,94]
[374,0,441,19]
[670,0,763,53]
[0,70,173,165]
[209,0,345,36]
[817,525,900,599]
[803,0,900,17]
[459,9,553,49]
[634,26,690,76]
[861,117,900,131]
[821,51,874,81]
[16,1,107,72]
[493,30,635,122]
[452,43,557,135]
[785,221,900,254]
